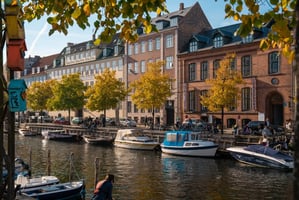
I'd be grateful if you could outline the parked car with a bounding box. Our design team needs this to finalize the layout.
[38,116,53,123]
[53,117,70,125]
[119,118,137,127]
[106,118,116,126]
[71,117,83,125]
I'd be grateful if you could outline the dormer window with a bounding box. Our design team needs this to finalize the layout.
[213,36,223,48]
[242,34,253,43]
[114,45,119,56]
[170,17,178,27]
[103,48,107,57]
[189,40,197,52]
[156,22,163,30]
[66,47,71,54]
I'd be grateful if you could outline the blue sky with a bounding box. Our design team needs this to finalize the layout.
[24,1,235,58]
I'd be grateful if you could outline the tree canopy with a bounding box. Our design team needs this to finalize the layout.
[201,54,244,133]
[21,0,168,43]
[224,0,295,61]
[26,80,57,112]
[85,68,127,113]
[130,61,172,126]
[201,54,244,112]
[48,73,86,121]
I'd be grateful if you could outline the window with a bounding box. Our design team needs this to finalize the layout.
[141,61,146,73]
[269,51,280,74]
[134,104,138,113]
[188,90,195,112]
[128,44,133,55]
[230,57,236,70]
[118,59,123,70]
[166,35,173,48]
[242,87,251,111]
[148,39,153,51]
[188,63,196,81]
[127,101,132,113]
[156,37,161,50]
[134,43,139,54]
[141,41,146,53]
[213,36,223,48]
[200,61,208,81]
[213,59,220,78]
[170,17,178,27]
[189,40,197,52]
[128,63,133,74]
[156,22,163,30]
[134,62,139,73]
[200,90,208,112]
[241,55,252,77]
[242,34,253,43]
[165,56,173,69]
[228,97,237,111]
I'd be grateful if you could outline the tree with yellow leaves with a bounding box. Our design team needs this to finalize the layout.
[21,0,168,43]
[26,79,58,115]
[201,54,244,134]
[130,61,172,129]
[85,68,128,126]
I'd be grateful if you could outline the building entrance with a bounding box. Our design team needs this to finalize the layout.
[266,92,284,125]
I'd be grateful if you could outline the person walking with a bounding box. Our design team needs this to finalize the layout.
[92,174,114,200]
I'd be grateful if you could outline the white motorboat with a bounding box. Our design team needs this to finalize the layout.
[226,144,294,170]
[41,129,78,141]
[82,134,114,145]
[18,128,37,136]
[16,175,59,189]
[160,130,218,157]
[114,129,159,150]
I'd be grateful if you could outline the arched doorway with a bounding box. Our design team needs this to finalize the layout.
[266,92,284,125]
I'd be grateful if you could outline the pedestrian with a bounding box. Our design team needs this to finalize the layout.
[92,174,114,200]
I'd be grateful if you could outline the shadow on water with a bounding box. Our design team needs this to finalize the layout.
[13,135,293,200]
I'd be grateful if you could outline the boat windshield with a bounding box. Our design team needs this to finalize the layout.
[245,145,293,161]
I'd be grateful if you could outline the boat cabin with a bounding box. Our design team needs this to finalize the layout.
[163,131,201,146]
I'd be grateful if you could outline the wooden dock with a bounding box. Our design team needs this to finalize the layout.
[21,123,288,151]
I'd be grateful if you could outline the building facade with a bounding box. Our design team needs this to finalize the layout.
[18,2,293,128]
[178,23,293,128]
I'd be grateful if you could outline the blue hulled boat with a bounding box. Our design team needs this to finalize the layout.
[161,130,218,157]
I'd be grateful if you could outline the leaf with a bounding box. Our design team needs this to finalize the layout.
[71,7,81,19]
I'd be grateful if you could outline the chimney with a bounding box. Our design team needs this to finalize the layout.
[179,3,184,11]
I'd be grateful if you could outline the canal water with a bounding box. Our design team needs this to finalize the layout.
[12,134,293,200]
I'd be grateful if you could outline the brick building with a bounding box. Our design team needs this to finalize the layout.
[178,23,293,128]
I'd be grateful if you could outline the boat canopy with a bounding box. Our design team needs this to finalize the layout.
[115,129,143,139]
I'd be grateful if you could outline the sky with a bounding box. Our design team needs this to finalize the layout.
[24,0,236,58]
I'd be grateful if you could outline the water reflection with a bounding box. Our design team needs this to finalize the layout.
[12,135,293,200]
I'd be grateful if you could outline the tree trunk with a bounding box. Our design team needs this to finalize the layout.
[151,105,155,130]
[294,2,299,199]
[68,108,71,125]
[221,106,224,134]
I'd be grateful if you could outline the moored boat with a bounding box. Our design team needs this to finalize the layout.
[16,175,59,189]
[18,128,37,136]
[114,129,159,150]
[82,134,114,145]
[226,144,294,170]
[20,180,84,200]
[41,130,79,142]
[160,130,218,157]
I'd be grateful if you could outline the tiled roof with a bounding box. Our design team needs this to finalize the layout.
[31,54,58,69]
